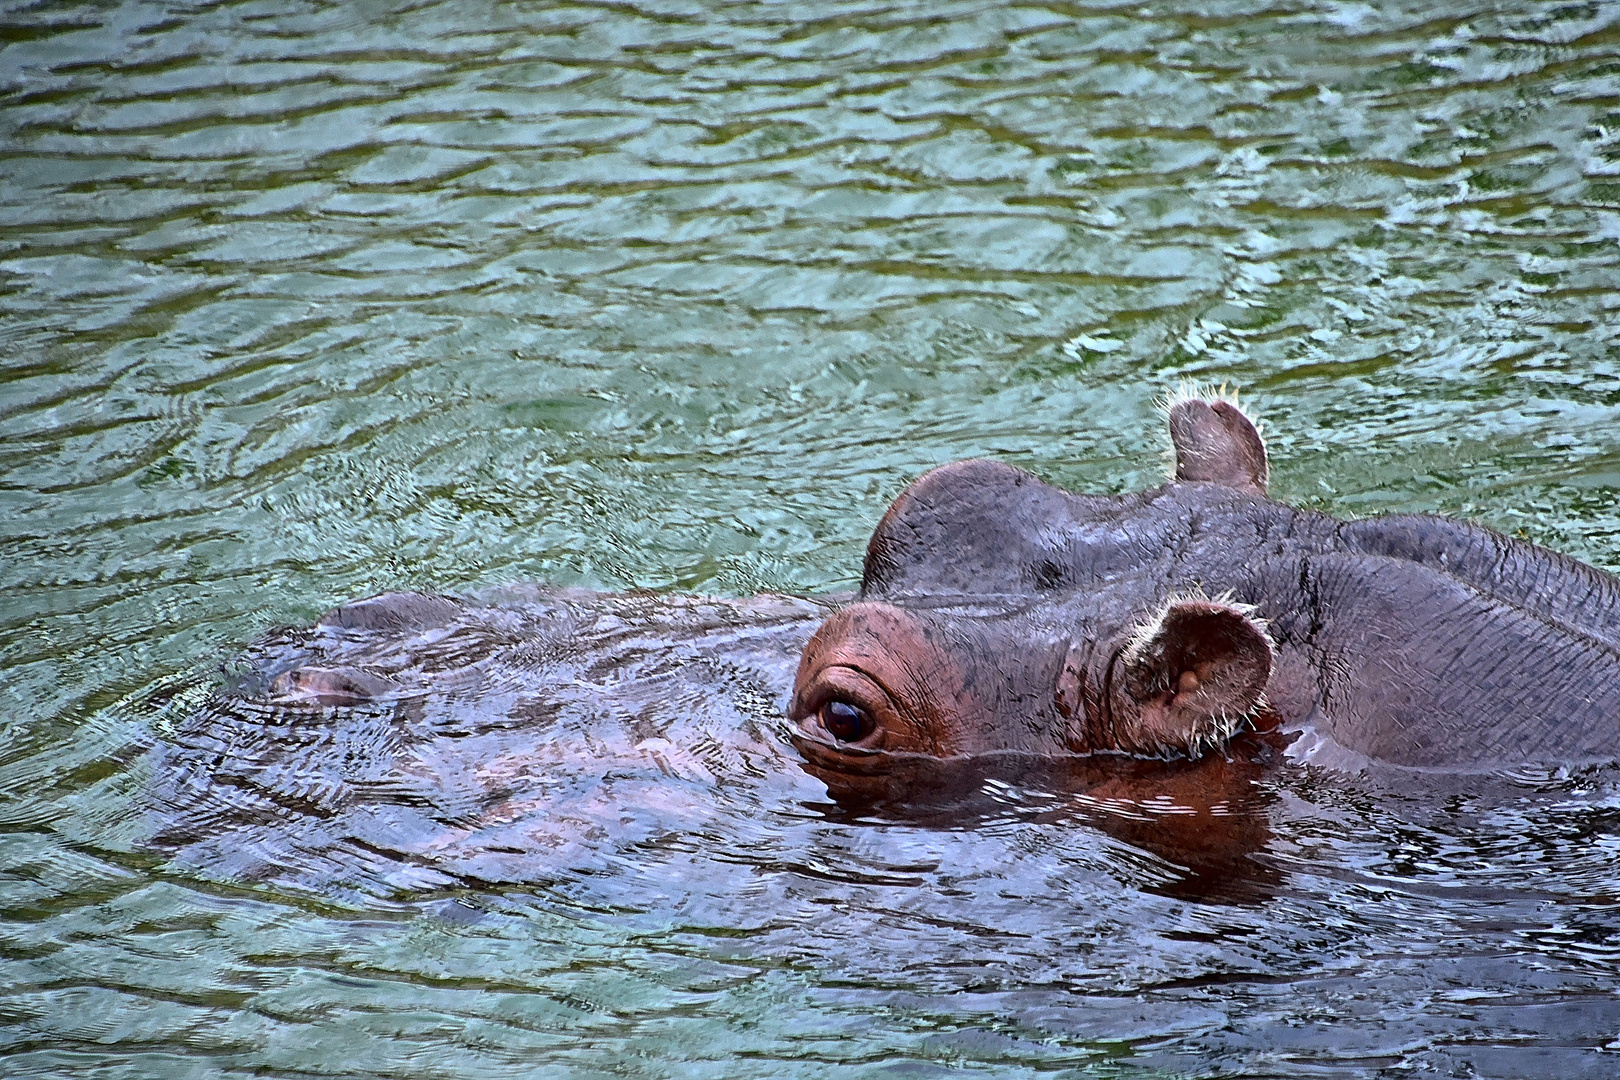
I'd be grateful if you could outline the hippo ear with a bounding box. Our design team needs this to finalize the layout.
[1110,599,1272,758]
[1168,397,1268,494]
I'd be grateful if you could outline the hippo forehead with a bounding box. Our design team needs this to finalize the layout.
[859,459,1168,603]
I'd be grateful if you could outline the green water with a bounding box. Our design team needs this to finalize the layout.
[4,1,1620,1076]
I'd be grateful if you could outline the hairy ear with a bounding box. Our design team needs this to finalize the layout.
[1168,397,1268,494]
[1110,599,1272,758]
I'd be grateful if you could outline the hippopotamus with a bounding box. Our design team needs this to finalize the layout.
[147,392,1618,901]
[790,393,1620,798]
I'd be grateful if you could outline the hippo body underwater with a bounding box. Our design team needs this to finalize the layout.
[149,394,1619,897]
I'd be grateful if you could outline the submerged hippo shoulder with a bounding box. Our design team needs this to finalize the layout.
[792,393,1620,784]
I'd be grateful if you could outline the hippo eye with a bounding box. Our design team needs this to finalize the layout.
[819,699,875,743]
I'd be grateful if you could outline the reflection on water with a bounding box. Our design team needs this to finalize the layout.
[3,0,1620,1076]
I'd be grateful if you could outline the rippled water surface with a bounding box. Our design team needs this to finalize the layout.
[5,1,1620,1076]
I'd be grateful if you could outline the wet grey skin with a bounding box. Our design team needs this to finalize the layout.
[791,396,1620,778]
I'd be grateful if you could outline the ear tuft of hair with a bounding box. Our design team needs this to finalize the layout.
[1159,384,1269,495]
[1112,593,1273,758]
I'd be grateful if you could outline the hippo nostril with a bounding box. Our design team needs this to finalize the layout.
[820,699,875,742]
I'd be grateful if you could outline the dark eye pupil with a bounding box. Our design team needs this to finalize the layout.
[821,700,873,742]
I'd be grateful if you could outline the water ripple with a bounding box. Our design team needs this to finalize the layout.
[5,0,1620,1076]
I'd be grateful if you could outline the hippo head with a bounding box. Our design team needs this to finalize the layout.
[789,396,1278,791]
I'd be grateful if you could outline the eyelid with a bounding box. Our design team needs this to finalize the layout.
[805,665,899,719]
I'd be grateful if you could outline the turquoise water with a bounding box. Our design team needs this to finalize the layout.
[4,1,1620,1076]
